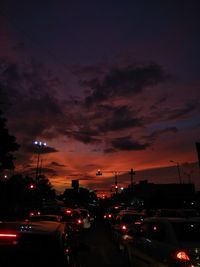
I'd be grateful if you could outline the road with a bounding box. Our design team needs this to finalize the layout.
[75,219,129,267]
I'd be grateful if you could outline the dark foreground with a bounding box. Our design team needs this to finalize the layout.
[76,219,129,267]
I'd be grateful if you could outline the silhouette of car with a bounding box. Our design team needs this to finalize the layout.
[74,208,92,229]
[122,216,200,267]
[111,210,144,248]
[27,214,62,222]
[0,219,72,266]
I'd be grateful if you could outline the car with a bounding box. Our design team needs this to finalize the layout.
[26,214,63,222]
[122,216,200,267]
[155,208,200,219]
[0,219,73,266]
[176,208,200,218]
[74,208,92,229]
[111,210,144,248]
[60,207,84,233]
[103,205,123,225]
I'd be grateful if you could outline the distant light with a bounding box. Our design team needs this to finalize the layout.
[120,187,124,190]
[29,184,35,189]
[34,141,47,147]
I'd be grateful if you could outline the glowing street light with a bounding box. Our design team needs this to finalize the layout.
[170,160,182,184]
[34,141,47,180]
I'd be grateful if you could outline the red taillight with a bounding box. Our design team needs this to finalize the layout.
[77,219,82,224]
[65,209,72,214]
[171,250,190,262]
[108,214,112,218]
[121,225,127,231]
[29,211,41,216]
[134,221,141,225]
[176,251,190,261]
[0,234,17,238]
[0,233,18,245]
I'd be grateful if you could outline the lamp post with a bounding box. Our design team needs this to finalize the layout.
[129,168,135,188]
[34,141,47,181]
[170,160,182,184]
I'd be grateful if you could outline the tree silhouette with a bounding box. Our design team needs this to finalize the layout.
[0,110,20,172]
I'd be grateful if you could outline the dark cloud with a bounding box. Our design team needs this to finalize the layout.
[96,105,142,132]
[72,65,104,76]
[104,148,116,153]
[150,97,168,110]
[84,64,167,106]
[111,136,149,151]
[167,101,199,120]
[0,59,71,144]
[64,129,101,144]
[37,167,58,176]
[49,161,65,167]
[23,143,59,154]
[144,127,178,143]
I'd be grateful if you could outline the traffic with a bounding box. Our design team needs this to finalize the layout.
[1,199,200,267]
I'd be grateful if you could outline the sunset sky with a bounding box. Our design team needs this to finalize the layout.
[0,1,200,196]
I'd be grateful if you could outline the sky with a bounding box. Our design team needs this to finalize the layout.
[0,0,200,196]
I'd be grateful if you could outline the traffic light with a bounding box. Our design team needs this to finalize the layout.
[29,183,36,190]
[96,169,102,175]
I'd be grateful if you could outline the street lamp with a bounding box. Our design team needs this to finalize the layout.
[34,141,47,181]
[170,160,182,184]
[129,168,135,188]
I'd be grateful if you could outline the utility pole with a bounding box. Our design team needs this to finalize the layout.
[129,168,135,188]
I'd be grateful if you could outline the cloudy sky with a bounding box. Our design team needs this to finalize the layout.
[0,1,200,195]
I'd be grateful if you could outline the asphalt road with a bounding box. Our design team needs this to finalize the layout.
[75,219,129,267]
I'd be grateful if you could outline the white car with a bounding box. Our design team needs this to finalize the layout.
[122,217,200,267]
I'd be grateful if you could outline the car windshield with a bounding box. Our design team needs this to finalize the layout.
[172,221,200,242]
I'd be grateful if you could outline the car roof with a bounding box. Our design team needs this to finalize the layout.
[118,210,143,215]
[0,220,64,235]
[143,216,200,223]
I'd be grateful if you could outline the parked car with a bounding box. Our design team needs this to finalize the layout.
[0,219,72,266]
[122,216,200,267]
